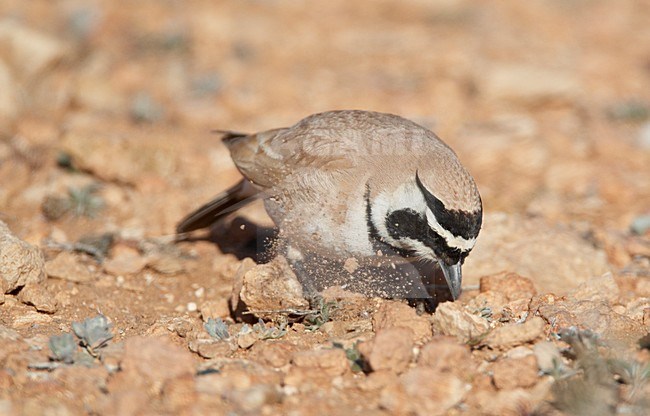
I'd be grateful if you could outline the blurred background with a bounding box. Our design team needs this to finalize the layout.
[1,0,649,235]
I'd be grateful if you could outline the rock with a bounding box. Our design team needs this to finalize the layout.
[536,298,644,346]
[17,284,57,313]
[252,341,297,368]
[148,254,184,275]
[45,251,94,282]
[417,336,474,377]
[196,341,234,359]
[0,19,68,78]
[480,272,537,301]
[380,368,468,416]
[118,336,194,390]
[431,302,490,343]
[239,256,308,312]
[0,221,46,292]
[492,355,539,390]
[292,348,349,377]
[483,317,545,349]
[103,245,147,276]
[481,63,580,106]
[237,327,258,349]
[12,310,53,327]
[199,299,231,321]
[373,301,432,343]
[464,213,610,294]
[230,258,256,312]
[570,273,619,303]
[358,327,414,374]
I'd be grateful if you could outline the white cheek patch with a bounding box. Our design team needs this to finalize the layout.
[426,208,476,252]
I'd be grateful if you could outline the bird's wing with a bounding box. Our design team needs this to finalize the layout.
[222,125,358,189]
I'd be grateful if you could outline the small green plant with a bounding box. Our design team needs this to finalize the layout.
[71,314,114,357]
[339,341,367,373]
[48,333,76,364]
[253,318,287,340]
[204,318,230,340]
[305,300,337,331]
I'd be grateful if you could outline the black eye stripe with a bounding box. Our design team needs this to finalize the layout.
[415,172,482,240]
[385,208,466,265]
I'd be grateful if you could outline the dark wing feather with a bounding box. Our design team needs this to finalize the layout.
[176,179,260,233]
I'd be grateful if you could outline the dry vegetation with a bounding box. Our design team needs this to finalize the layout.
[1,1,649,415]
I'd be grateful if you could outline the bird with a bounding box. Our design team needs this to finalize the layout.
[177,110,482,303]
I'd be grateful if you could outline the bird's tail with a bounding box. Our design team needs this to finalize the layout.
[176,179,260,233]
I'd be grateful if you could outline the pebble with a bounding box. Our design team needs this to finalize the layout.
[491,355,539,389]
[17,284,57,313]
[373,301,432,343]
[358,327,414,374]
[431,302,490,343]
[45,251,94,282]
[239,256,308,313]
[0,221,46,292]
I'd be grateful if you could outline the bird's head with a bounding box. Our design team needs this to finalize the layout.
[367,167,482,300]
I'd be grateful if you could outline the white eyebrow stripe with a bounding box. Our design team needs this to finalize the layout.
[426,208,476,252]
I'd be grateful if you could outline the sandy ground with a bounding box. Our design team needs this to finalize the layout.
[1,1,649,415]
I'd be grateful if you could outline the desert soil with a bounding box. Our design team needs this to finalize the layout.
[1,1,650,415]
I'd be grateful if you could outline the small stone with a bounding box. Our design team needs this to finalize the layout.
[103,245,147,276]
[186,302,197,312]
[197,341,233,359]
[148,254,184,274]
[119,336,194,388]
[45,251,94,282]
[292,348,349,377]
[230,258,256,312]
[17,284,57,313]
[12,310,53,327]
[417,336,474,377]
[358,327,414,374]
[480,272,536,301]
[373,301,432,343]
[380,368,468,416]
[431,302,490,343]
[252,341,297,368]
[0,221,46,292]
[492,355,539,390]
[343,257,359,274]
[237,330,257,349]
[240,256,308,312]
[199,299,230,321]
[483,317,545,349]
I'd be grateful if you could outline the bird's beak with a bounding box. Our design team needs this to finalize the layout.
[440,261,462,300]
